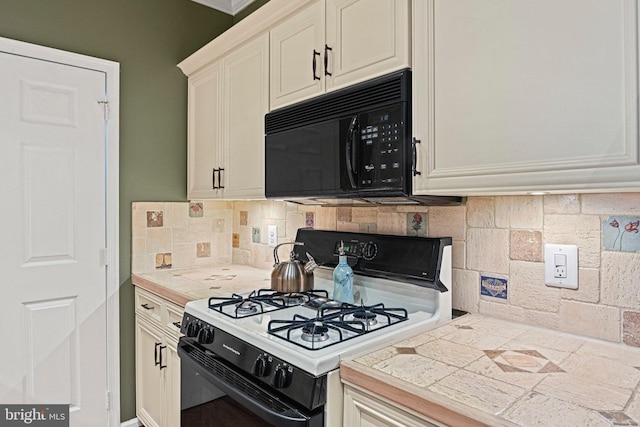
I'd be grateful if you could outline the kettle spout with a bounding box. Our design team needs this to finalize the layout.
[304,252,319,273]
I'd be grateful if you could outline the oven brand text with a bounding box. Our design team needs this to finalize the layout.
[222,344,241,356]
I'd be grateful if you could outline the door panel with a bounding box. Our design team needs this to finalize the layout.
[0,51,108,424]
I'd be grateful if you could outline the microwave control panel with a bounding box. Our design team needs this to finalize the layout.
[358,104,404,190]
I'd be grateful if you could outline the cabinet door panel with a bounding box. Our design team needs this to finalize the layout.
[188,63,223,199]
[326,0,409,91]
[344,385,443,427]
[135,319,163,427]
[270,1,325,109]
[223,34,269,198]
[414,0,639,195]
[165,337,181,427]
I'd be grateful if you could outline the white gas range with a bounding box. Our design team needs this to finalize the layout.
[178,229,452,427]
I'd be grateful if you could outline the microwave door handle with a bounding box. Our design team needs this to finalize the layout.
[345,115,358,189]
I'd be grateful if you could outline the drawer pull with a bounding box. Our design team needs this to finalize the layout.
[141,303,154,310]
[172,321,182,329]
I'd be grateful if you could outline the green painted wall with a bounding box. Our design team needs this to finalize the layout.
[0,0,233,421]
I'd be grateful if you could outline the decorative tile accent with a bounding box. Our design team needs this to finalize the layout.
[196,242,211,258]
[155,253,172,269]
[337,207,352,222]
[597,411,638,426]
[239,211,248,226]
[252,227,260,243]
[604,216,640,252]
[484,349,564,374]
[396,347,417,355]
[481,276,508,299]
[205,274,236,281]
[305,212,315,228]
[232,233,240,248]
[623,311,640,347]
[189,202,203,217]
[147,211,163,227]
[407,212,427,236]
[214,218,225,233]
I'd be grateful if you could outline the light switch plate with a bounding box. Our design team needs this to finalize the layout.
[268,225,278,247]
[544,244,578,289]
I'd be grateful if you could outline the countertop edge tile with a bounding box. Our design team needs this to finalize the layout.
[132,273,191,307]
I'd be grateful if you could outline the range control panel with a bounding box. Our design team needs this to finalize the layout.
[333,240,378,261]
[358,104,405,190]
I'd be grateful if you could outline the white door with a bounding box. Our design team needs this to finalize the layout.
[0,49,110,424]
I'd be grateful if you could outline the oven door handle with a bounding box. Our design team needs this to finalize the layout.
[179,342,317,427]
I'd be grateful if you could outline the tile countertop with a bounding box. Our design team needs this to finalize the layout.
[340,314,640,427]
[131,264,272,307]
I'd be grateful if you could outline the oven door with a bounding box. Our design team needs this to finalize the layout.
[178,338,324,427]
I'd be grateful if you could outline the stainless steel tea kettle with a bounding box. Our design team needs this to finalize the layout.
[271,242,317,293]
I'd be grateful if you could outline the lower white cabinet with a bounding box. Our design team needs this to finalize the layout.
[343,383,445,427]
[135,287,183,427]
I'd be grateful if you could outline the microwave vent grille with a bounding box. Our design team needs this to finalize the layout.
[266,69,410,133]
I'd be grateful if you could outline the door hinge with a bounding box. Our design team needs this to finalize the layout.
[100,248,110,266]
[97,100,110,121]
[105,390,111,411]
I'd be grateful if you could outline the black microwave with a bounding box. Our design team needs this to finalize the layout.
[264,69,461,206]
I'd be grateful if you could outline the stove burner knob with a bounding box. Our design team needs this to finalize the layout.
[273,364,292,389]
[197,327,214,344]
[186,321,201,338]
[252,354,271,377]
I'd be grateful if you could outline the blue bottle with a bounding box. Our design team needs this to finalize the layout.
[333,241,354,304]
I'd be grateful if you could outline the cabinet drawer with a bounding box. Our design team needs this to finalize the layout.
[135,288,163,326]
[163,301,184,341]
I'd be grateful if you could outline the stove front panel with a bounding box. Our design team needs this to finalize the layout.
[180,312,328,410]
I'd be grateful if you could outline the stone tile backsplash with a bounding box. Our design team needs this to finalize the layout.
[131,193,640,348]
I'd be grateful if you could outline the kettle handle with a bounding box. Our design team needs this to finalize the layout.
[273,242,304,266]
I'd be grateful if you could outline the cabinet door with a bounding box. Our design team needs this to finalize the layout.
[187,62,223,199]
[325,0,409,92]
[164,336,181,427]
[344,385,444,427]
[135,318,164,427]
[270,1,325,109]
[222,33,269,199]
[414,0,639,195]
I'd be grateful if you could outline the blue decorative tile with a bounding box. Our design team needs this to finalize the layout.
[603,216,640,252]
[481,276,508,299]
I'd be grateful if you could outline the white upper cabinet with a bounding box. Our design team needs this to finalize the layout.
[222,33,269,199]
[413,0,640,196]
[187,62,223,200]
[184,34,269,200]
[270,1,326,109]
[270,0,410,110]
